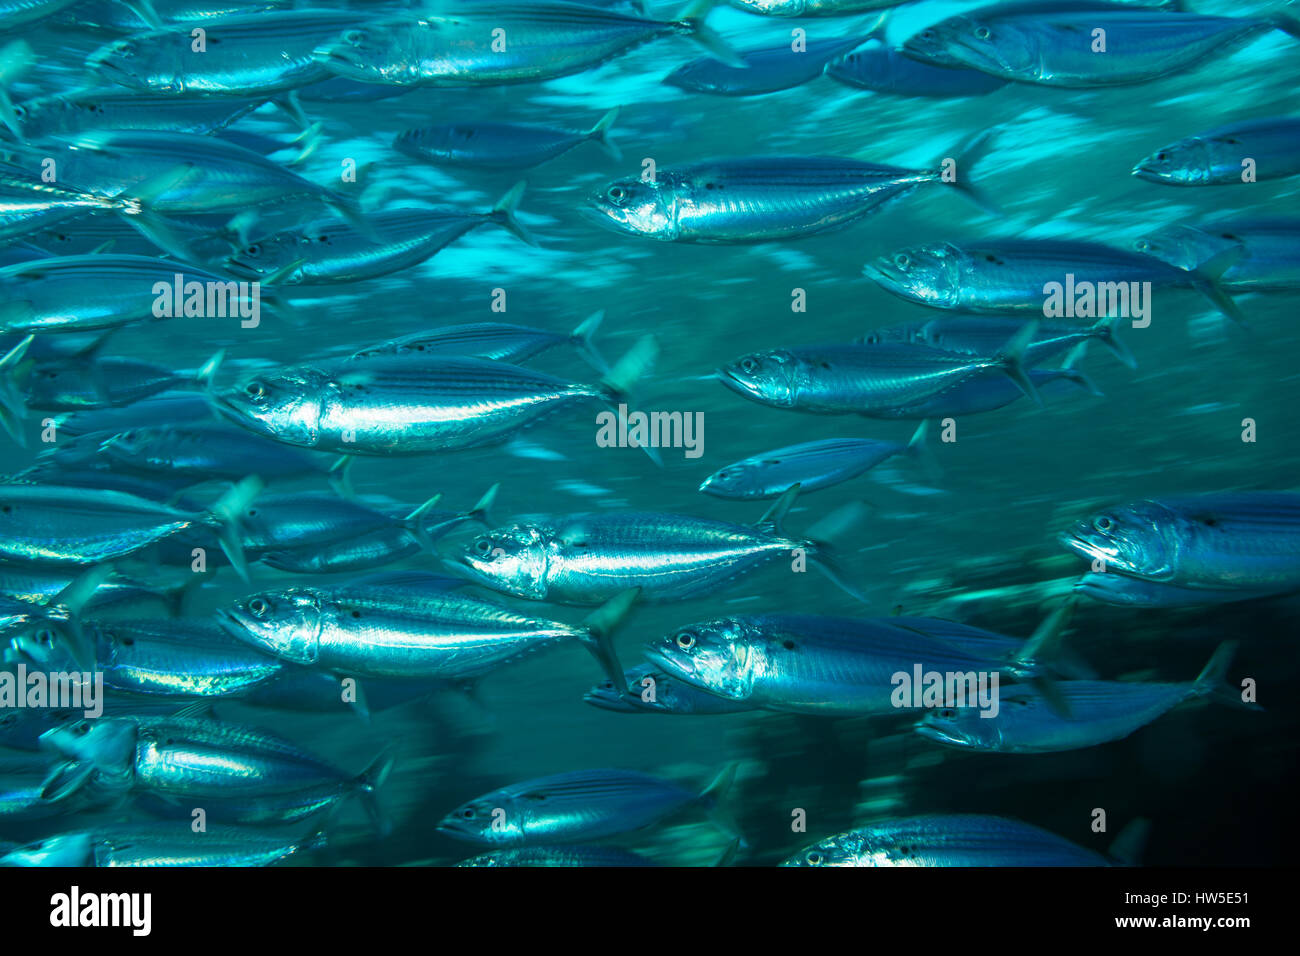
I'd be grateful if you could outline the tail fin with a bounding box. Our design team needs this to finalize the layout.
[570,310,610,373]
[466,482,498,527]
[404,494,445,554]
[580,587,640,693]
[1189,246,1247,326]
[1270,11,1300,42]
[587,107,621,162]
[1056,343,1103,398]
[1089,314,1136,369]
[755,482,801,536]
[355,750,395,836]
[1107,818,1150,867]
[1193,640,1260,711]
[327,455,354,498]
[487,180,537,247]
[803,499,872,604]
[676,0,745,68]
[902,418,940,482]
[205,476,264,583]
[699,761,744,842]
[193,349,225,392]
[598,334,661,465]
[939,127,1000,217]
[993,319,1043,407]
[0,332,33,447]
[1013,594,1076,716]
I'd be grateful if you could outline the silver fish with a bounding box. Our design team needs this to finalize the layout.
[396,108,619,168]
[1135,218,1300,291]
[1134,117,1300,186]
[0,824,324,867]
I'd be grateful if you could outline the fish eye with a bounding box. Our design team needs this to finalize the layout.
[343,29,365,46]
[473,537,495,556]
[244,244,261,257]
[806,851,823,865]
[244,380,268,400]
[974,25,991,40]
[739,357,759,375]
[893,253,911,269]
[920,29,936,41]
[1155,152,1168,161]
[12,105,22,117]
[940,708,955,718]
[73,721,91,736]
[460,808,475,819]
[675,631,696,650]
[249,597,271,617]
[1094,515,1114,533]
[606,185,626,204]
[35,629,54,646]
[1,714,15,727]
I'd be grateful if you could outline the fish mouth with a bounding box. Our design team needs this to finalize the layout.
[222,258,265,281]
[715,366,760,400]
[644,646,693,679]
[913,720,966,747]
[1130,161,1158,180]
[1056,528,1120,568]
[313,45,366,75]
[214,606,255,641]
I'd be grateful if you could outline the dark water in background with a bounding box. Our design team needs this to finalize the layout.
[2,0,1299,865]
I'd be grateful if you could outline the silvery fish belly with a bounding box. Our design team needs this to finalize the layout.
[216,583,588,679]
[1061,493,1300,595]
[784,815,1110,866]
[588,157,937,242]
[458,511,806,603]
[217,354,608,455]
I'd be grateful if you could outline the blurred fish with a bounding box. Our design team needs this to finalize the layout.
[898,314,1134,370]
[1134,117,1300,186]
[9,351,223,411]
[436,764,738,845]
[224,184,534,285]
[396,108,620,168]
[0,161,150,243]
[718,323,1043,419]
[88,10,369,97]
[584,663,755,714]
[783,814,1114,866]
[902,5,1300,88]
[587,138,993,242]
[39,713,392,826]
[665,35,867,96]
[827,44,1008,96]
[455,484,865,603]
[1135,218,1300,291]
[0,823,324,866]
[456,844,658,866]
[916,642,1254,753]
[349,312,608,372]
[96,421,336,483]
[1061,492,1300,603]
[9,89,263,139]
[865,239,1245,324]
[314,1,742,87]
[700,421,929,500]
[727,0,897,15]
[215,335,657,456]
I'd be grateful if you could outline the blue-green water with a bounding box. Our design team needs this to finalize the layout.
[0,0,1297,866]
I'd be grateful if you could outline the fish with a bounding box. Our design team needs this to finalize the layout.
[0,824,324,867]
[916,642,1253,753]
[0,754,94,821]
[902,5,1300,88]
[454,484,865,604]
[584,664,755,715]
[436,764,738,845]
[455,844,659,866]
[727,0,898,16]
[88,10,370,97]
[58,0,292,31]
[9,89,263,139]
[644,612,1054,715]
[224,184,534,285]
[0,477,260,575]
[216,579,637,685]
[864,238,1245,325]
[664,36,868,96]
[11,617,285,701]
[38,713,392,826]
[0,161,155,243]
[0,254,263,335]
[783,814,1113,866]
[313,1,741,88]
[898,315,1134,370]
[50,391,216,438]
[395,108,620,168]
[827,43,1009,97]
[1134,218,1300,291]
[95,421,335,483]
[586,138,993,242]
[717,323,1044,419]
[6,351,223,412]
[699,421,930,500]
[1071,571,1285,608]
[0,565,186,614]
[215,335,657,456]
[1059,492,1300,601]
[349,312,608,372]
[1134,117,1300,186]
